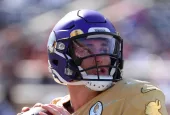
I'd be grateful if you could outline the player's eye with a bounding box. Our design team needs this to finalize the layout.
[100,48,109,53]
[75,47,92,58]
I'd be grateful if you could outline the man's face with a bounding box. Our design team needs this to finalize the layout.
[74,39,111,75]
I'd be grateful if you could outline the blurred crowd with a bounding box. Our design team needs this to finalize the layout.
[0,0,170,114]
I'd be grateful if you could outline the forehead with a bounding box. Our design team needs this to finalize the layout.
[73,34,116,51]
[83,38,108,44]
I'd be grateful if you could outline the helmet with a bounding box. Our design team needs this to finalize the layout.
[47,9,123,91]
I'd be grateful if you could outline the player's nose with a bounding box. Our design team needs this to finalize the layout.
[95,56,103,65]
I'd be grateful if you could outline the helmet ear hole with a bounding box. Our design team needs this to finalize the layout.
[52,60,58,66]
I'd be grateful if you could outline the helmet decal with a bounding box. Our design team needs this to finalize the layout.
[70,29,84,37]
[47,31,57,53]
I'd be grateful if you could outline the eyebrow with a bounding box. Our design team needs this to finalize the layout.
[73,41,93,54]
[101,43,108,46]
[85,42,108,47]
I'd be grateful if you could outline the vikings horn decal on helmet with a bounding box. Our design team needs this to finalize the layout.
[47,9,123,91]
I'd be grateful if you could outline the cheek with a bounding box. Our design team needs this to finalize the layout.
[81,57,95,69]
[81,56,111,68]
[103,56,111,64]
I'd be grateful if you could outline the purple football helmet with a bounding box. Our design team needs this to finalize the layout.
[47,9,123,91]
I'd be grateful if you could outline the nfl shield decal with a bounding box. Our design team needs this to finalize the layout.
[89,101,103,115]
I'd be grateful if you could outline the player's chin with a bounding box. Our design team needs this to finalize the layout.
[88,70,109,76]
[98,72,109,76]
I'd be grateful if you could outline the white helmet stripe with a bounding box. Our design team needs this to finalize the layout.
[54,50,71,59]
[110,68,116,76]
[78,66,87,78]
[51,69,84,85]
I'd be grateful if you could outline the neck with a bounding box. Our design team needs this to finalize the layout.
[67,85,100,111]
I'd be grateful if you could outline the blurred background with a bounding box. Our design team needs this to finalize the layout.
[0,0,170,114]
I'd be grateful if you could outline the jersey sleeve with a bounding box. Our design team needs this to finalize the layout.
[122,89,168,115]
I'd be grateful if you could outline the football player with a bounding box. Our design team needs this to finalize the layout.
[18,9,168,115]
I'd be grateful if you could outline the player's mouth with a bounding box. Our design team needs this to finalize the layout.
[93,68,108,75]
